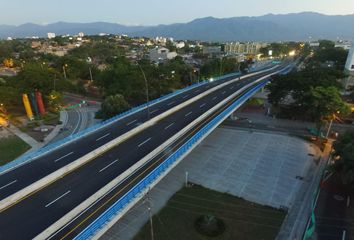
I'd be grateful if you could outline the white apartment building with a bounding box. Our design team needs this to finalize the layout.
[47,32,56,39]
[344,40,354,88]
[224,42,267,55]
[149,47,177,62]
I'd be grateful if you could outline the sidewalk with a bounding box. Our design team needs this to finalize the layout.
[6,110,67,154]
[276,144,330,240]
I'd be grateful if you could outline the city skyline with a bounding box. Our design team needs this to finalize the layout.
[1,0,354,26]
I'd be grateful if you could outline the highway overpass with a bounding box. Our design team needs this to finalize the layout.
[0,63,292,239]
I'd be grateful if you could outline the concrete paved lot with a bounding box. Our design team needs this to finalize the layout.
[184,127,315,208]
[101,127,316,240]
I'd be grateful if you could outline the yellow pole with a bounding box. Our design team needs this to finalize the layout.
[22,94,34,120]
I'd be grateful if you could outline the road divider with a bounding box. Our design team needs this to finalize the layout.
[36,67,284,240]
[0,66,279,214]
[77,79,275,240]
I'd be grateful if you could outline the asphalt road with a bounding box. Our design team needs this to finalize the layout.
[316,174,353,240]
[0,70,248,201]
[0,65,286,239]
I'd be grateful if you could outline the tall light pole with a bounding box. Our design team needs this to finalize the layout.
[219,56,223,76]
[326,111,340,139]
[63,64,68,79]
[89,67,93,83]
[137,62,150,120]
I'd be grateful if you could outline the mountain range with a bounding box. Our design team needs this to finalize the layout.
[1,12,354,42]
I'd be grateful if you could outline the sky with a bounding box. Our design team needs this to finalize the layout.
[1,0,354,26]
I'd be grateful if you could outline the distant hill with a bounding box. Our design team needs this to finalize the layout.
[1,12,354,41]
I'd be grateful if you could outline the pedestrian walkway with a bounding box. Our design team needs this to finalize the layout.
[6,124,40,149]
[5,110,67,154]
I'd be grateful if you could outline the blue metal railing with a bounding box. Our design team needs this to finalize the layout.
[0,59,276,174]
[74,79,270,240]
[0,71,243,174]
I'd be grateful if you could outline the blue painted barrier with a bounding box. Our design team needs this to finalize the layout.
[74,79,271,240]
[0,71,242,174]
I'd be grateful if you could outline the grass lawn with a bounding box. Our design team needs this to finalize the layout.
[134,184,286,240]
[0,136,31,166]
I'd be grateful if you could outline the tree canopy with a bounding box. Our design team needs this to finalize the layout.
[333,130,354,186]
[266,67,350,132]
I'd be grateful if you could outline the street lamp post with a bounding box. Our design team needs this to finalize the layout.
[219,56,223,76]
[325,111,340,139]
[137,63,150,120]
[63,64,68,79]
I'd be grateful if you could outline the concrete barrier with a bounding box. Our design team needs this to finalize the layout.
[35,69,282,240]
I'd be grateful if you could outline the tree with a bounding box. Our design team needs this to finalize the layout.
[319,40,335,49]
[305,86,350,133]
[267,68,343,107]
[98,94,130,119]
[266,67,350,132]
[333,130,354,186]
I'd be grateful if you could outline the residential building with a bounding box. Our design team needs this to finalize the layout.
[224,42,267,55]
[149,47,177,62]
[344,40,354,89]
[203,46,221,55]
[309,42,320,48]
[47,32,56,39]
[175,41,186,49]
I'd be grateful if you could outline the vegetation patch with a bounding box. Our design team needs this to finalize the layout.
[0,135,30,166]
[134,184,286,240]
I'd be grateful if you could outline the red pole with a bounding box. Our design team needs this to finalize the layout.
[35,91,46,115]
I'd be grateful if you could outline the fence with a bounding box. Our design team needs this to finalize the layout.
[74,79,270,240]
[0,71,242,174]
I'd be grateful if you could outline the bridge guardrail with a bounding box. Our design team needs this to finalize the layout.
[0,71,243,174]
[74,79,270,240]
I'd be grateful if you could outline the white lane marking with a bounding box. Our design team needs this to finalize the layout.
[342,230,346,240]
[54,152,74,162]
[194,89,200,93]
[222,91,226,94]
[126,119,137,126]
[167,101,176,106]
[138,137,152,147]
[99,159,119,173]
[164,122,175,130]
[96,133,110,141]
[212,96,217,101]
[150,109,159,114]
[0,180,18,190]
[185,111,193,117]
[182,95,189,99]
[71,109,82,135]
[347,196,350,207]
[45,190,71,208]
[230,86,234,90]
[200,103,206,108]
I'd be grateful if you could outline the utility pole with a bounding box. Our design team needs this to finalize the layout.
[219,57,223,76]
[53,73,57,91]
[89,67,93,82]
[63,65,67,79]
[147,188,154,240]
[185,171,189,187]
[137,63,150,120]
